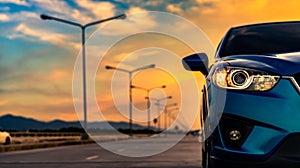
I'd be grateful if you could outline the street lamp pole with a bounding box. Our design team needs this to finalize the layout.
[131,85,166,130]
[40,14,126,139]
[164,103,177,130]
[105,64,155,136]
[148,96,172,131]
[166,107,179,129]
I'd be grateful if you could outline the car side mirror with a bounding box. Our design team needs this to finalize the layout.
[182,53,209,76]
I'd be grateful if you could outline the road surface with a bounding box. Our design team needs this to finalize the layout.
[0,136,202,168]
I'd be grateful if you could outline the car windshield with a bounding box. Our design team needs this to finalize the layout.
[219,22,300,57]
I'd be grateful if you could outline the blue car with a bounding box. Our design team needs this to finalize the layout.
[182,21,300,168]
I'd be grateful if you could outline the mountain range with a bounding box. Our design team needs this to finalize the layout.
[0,114,147,131]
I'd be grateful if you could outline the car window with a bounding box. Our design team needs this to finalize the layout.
[219,22,300,57]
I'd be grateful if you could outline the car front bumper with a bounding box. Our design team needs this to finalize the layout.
[208,77,300,166]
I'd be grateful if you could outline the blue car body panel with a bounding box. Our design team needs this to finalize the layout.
[207,60,300,164]
[195,22,300,167]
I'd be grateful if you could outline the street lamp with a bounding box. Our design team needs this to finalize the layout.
[40,13,126,139]
[164,103,177,130]
[169,111,188,131]
[166,107,179,129]
[105,64,156,136]
[131,85,166,130]
[147,96,172,131]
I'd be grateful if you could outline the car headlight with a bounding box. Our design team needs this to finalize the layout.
[213,67,280,91]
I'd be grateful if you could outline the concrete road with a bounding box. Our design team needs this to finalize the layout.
[0,136,202,168]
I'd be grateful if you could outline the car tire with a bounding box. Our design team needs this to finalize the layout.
[4,137,11,145]
[202,148,209,168]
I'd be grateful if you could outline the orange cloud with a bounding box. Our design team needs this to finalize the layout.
[47,69,70,82]
[75,0,116,20]
[184,0,300,46]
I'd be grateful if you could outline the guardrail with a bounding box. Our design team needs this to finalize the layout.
[9,132,82,137]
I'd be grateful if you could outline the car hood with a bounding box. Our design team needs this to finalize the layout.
[222,52,300,75]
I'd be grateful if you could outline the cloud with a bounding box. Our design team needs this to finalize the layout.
[75,0,116,20]
[0,86,69,98]
[0,13,9,21]
[48,97,73,106]
[11,23,71,46]
[33,0,92,24]
[214,0,268,15]
[96,6,157,36]
[166,4,182,13]
[0,11,38,22]
[47,69,71,82]
[0,0,119,45]
[127,6,146,14]
[196,0,220,4]
[0,0,30,6]
[3,1,119,49]
[145,0,164,6]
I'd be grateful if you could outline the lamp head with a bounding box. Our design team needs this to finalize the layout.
[40,14,52,20]
[105,65,114,70]
[118,14,127,20]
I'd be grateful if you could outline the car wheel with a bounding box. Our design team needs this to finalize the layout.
[4,137,11,145]
[202,148,208,168]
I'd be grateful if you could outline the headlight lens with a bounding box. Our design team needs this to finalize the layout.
[213,67,280,91]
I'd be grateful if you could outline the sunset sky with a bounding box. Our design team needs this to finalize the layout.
[1,0,300,130]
